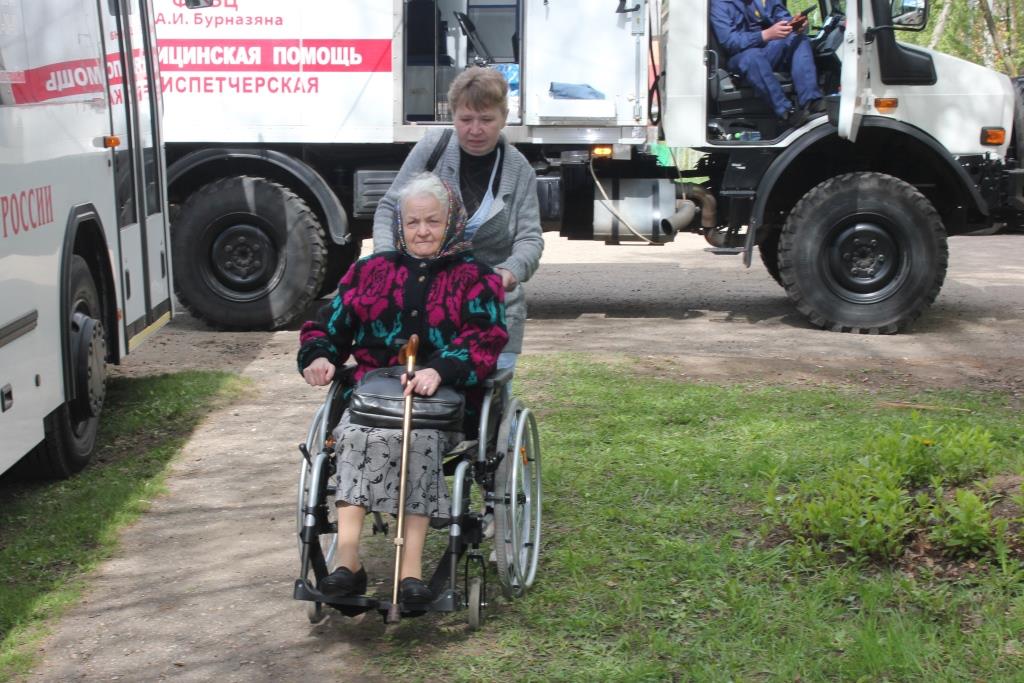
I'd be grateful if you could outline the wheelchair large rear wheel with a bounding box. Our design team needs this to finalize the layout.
[300,455,337,624]
[493,401,542,598]
[296,403,327,541]
[297,407,338,622]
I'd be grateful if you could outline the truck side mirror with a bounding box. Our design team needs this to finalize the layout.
[890,0,928,30]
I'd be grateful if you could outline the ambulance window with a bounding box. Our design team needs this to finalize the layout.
[123,0,161,216]
[106,0,139,227]
[0,3,28,107]
[466,6,518,64]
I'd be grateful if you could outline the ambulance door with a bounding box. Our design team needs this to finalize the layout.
[99,0,171,349]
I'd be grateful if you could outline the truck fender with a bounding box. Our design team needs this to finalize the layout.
[743,117,990,265]
[167,148,351,246]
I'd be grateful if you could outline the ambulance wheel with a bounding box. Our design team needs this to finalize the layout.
[172,175,326,330]
[467,576,484,630]
[778,172,948,334]
[34,256,107,478]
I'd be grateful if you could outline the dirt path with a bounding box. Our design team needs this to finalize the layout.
[25,233,1024,681]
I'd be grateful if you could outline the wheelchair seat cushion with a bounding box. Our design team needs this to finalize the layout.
[349,366,465,431]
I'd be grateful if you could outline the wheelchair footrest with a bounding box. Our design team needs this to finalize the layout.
[293,580,461,618]
[293,579,379,610]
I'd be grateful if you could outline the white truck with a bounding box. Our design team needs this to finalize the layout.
[1,0,175,476]
[158,0,1024,333]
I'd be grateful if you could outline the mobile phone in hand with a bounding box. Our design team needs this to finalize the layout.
[789,4,815,23]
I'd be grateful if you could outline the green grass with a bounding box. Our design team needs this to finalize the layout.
[0,371,249,682]
[373,355,1024,682]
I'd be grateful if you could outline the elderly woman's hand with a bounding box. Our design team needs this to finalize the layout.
[402,368,443,397]
[302,357,336,386]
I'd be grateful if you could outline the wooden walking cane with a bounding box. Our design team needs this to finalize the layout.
[386,334,419,624]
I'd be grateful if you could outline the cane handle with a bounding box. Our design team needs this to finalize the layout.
[399,334,420,365]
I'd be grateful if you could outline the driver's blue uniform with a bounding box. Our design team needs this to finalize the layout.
[710,0,822,119]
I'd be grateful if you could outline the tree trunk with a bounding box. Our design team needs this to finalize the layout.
[928,0,952,50]
[978,0,1015,74]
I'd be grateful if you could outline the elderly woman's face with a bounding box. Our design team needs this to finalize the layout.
[453,104,506,156]
[402,193,447,258]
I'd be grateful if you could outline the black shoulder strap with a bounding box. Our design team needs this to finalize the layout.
[425,128,454,172]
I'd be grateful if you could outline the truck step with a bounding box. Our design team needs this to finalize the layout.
[703,247,744,255]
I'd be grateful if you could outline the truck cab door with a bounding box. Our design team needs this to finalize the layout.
[837,0,869,141]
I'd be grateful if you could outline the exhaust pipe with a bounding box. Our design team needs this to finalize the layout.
[660,199,697,236]
[676,182,717,229]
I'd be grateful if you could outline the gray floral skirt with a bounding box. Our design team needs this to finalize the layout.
[331,410,461,519]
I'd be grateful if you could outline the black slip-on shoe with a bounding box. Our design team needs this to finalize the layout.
[399,577,434,604]
[807,98,827,114]
[785,106,808,129]
[319,565,368,597]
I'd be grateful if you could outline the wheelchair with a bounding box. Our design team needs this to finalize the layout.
[292,366,541,628]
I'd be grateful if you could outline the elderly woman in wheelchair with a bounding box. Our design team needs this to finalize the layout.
[295,173,540,625]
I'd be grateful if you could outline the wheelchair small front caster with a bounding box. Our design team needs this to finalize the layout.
[307,601,326,624]
[467,576,485,630]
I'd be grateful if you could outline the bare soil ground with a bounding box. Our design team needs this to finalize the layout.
[24,233,1024,681]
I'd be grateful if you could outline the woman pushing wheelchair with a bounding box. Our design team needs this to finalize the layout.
[297,172,508,606]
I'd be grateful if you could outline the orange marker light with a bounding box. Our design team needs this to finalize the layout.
[873,98,898,114]
[591,145,613,158]
[981,127,1006,146]
[103,135,121,148]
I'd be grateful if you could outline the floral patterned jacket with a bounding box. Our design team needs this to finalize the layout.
[297,251,508,389]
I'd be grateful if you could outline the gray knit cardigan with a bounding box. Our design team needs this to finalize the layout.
[372,129,544,354]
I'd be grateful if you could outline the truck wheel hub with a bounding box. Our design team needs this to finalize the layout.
[826,221,904,301]
[210,224,278,291]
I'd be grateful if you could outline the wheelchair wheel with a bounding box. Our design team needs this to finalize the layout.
[297,403,328,542]
[297,406,338,611]
[493,401,542,598]
[467,576,484,630]
[307,600,326,624]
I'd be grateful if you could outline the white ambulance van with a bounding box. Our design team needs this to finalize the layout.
[1,0,175,477]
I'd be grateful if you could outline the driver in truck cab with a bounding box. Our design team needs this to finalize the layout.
[710,0,825,128]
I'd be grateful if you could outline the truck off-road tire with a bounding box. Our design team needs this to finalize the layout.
[758,227,783,286]
[172,176,326,330]
[778,172,948,334]
[21,256,107,478]
[317,241,361,298]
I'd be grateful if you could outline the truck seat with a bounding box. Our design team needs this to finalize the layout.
[707,27,793,117]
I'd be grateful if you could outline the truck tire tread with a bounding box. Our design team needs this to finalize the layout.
[778,172,948,334]
[172,176,326,330]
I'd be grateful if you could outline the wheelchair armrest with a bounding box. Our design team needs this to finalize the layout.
[482,367,514,389]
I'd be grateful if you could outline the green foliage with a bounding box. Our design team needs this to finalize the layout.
[785,456,913,560]
[782,421,1000,561]
[930,490,1002,558]
[900,0,1024,76]
[873,422,998,488]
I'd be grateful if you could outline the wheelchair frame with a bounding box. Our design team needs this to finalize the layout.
[292,367,541,628]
